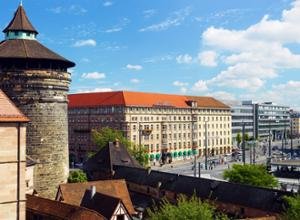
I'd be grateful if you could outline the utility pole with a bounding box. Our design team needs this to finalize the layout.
[205,121,208,170]
[291,119,293,159]
[267,120,272,171]
[193,154,197,177]
[198,162,201,178]
[242,122,246,165]
[253,141,256,164]
[249,142,252,164]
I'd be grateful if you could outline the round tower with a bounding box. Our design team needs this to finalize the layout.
[0,4,75,198]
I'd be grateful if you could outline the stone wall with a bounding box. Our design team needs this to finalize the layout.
[0,68,71,199]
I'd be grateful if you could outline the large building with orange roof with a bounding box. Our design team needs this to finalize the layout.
[68,91,232,164]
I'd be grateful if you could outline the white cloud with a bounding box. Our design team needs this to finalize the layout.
[73,39,97,47]
[198,50,218,67]
[143,9,157,18]
[77,88,113,93]
[49,5,87,15]
[173,81,188,93]
[192,80,208,92]
[105,27,122,33]
[139,7,191,32]
[173,81,188,87]
[81,72,106,79]
[104,18,129,33]
[176,54,193,64]
[126,64,143,71]
[49,7,62,14]
[206,91,236,101]
[130,78,140,84]
[103,1,113,7]
[238,80,300,110]
[80,58,90,63]
[196,1,300,91]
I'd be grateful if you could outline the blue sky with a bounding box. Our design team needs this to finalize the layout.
[1,0,300,109]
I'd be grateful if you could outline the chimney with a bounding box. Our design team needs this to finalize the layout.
[90,185,96,199]
[114,138,120,147]
[147,167,151,175]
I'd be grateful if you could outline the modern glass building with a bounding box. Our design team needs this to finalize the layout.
[231,101,255,145]
[254,102,290,141]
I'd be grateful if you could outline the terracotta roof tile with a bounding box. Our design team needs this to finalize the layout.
[0,39,75,67]
[0,90,29,122]
[68,91,230,109]
[26,194,105,220]
[3,5,38,34]
[57,179,135,215]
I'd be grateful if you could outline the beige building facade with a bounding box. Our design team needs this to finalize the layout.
[291,114,300,136]
[0,90,28,220]
[68,91,232,164]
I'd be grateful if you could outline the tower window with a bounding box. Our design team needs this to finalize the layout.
[14,31,18,36]
[26,33,30,37]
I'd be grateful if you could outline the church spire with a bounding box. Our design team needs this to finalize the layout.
[3,4,38,40]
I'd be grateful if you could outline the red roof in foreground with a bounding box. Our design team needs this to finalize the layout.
[0,90,29,122]
[26,194,105,220]
[68,91,230,109]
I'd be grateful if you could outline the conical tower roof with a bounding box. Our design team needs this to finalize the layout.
[3,5,38,34]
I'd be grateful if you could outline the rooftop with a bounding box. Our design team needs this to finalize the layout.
[0,89,29,122]
[57,179,135,215]
[68,91,230,109]
[3,5,38,34]
[113,165,293,214]
[26,194,105,220]
[83,141,142,175]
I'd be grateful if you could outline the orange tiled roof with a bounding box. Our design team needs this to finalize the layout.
[26,194,105,220]
[0,90,29,122]
[57,179,135,215]
[68,91,230,109]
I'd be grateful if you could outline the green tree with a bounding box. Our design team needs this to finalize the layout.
[282,195,300,220]
[223,164,278,189]
[236,133,242,147]
[68,170,87,183]
[147,194,228,220]
[92,127,131,149]
[243,133,249,141]
[129,146,149,167]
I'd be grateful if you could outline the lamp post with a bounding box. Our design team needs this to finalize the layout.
[205,120,208,170]
[291,119,294,159]
[242,121,246,165]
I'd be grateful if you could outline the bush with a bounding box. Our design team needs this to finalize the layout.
[68,170,87,183]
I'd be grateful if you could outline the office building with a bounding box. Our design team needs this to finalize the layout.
[68,91,232,163]
[231,101,255,145]
[254,102,290,141]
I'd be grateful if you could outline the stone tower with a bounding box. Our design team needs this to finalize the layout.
[0,4,75,198]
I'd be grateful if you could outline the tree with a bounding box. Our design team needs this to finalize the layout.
[282,195,300,220]
[236,133,242,148]
[128,145,149,167]
[223,164,278,189]
[147,194,228,220]
[92,127,148,167]
[92,127,131,150]
[243,133,249,142]
[68,170,87,183]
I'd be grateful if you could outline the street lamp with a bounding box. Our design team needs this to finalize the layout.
[204,120,208,170]
[242,121,246,165]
